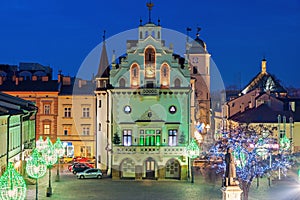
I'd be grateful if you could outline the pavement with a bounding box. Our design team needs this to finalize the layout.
[25,164,300,200]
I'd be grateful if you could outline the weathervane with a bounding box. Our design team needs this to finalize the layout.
[146,1,154,23]
[196,27,201,37]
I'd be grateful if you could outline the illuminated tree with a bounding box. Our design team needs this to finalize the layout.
[207,125,293,200]
[0,162,27,200]
[26,149,47,200]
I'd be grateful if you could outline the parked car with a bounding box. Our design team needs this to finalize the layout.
[72,164,91,174]
[76,168,102,179]
[62,157,73,163]
[68,162,91,172]
[73,156,90,163]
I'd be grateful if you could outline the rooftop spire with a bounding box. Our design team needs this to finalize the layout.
[96,30,109,78]
[261,57,267,74]
[102,30,106,42]
[146,1,154,23]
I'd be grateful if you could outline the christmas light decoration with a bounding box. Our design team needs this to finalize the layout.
[207,126,293,200]
[26,149,47,200]
[0,162,27,200]
[54,138,65,182]
[186,138,200,183]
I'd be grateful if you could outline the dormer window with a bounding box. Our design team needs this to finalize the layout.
[119,78,126,88]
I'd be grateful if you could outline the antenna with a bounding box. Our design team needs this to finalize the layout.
[146,1,154,23]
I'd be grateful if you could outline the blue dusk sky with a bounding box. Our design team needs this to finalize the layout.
[0,0,299,88]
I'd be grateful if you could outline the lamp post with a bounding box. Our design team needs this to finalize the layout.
[26,149,47,200]
[41,137,57,197]
[0,162,27,200]
[186,138,200,183]
[54,138,64,182]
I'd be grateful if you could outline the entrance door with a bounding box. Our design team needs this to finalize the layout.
[145,158,155,179]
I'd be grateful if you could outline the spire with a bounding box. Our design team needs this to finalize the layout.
[261,57,267,74]
[111,50,116,69]
[146,1,154,23]
[97,30,110,78]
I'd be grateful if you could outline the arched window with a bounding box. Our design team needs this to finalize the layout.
[145,31,149,38]
[160,64,169,88]
[140,31,143,39]
[174,78,181,88]
[145,47,156,78]
[145,47,155,64]
[130,64,139,88]
[151,31,155,38]
[119,78,126,88]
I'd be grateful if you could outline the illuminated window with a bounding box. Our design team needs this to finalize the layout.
[160,64,170,88]
[123,129,132,146]
[139,129,161,146]
[44,124,50,135]
[168,129,177,146]
[130,64,139,88]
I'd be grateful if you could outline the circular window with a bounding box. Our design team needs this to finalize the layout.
[124,105,131,114]
[169,105,177,114]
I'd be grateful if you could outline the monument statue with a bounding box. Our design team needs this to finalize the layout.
[224,147,237,186]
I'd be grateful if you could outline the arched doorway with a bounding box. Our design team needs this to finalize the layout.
[144,157,156,179]
[165,159,180,179]
[120,158,135,178]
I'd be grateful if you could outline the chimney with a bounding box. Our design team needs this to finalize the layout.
[16,77,19,85]
[58,70,62,83]
[42,76,49,81]
[240,103,245,113]
[62,76,71,85]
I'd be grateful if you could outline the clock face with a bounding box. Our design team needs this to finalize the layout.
[145,65,155,78]
[192,57,199,64]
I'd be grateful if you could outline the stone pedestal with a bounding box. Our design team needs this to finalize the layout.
[221,186,243,200]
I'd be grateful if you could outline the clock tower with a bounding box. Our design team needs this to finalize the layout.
[188,28,211,148]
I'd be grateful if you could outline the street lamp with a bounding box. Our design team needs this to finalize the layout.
[41,137,57,197]
[26,149,47,200]
[0,162,27,200]
[186,138,200,183]
[54,138,64,182]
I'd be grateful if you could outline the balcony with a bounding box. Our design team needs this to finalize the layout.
[113,146,185,156]
[140,88,159,96]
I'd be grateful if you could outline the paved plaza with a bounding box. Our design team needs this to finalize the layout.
[25,165,300,200]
